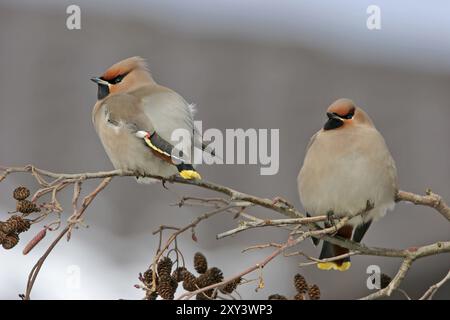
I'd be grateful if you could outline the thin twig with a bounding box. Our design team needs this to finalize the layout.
[23,177,112,300]
[1,164,449,300]
[419,269,450,300]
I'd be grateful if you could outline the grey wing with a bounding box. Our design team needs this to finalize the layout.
[102,93,190,164]
[140,90,195,143]
[102,93,156,134]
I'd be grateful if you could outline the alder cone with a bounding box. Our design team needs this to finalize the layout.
[308,284,321,300]
[182,271,197,292]
[294,273,308,294]
[172,267,187,282]
[268,294,287,300]
[294,293,304,300]
[4,215,30,233]
[2,233,19,249]
[220,277,241,294]
[157,257,173,277]
[16,200,40,214]
[197,267,223,288]
[380,273,392,289]
[157,275,176,300]
[13,186,30,201]
[196,289,216,300]
[193,252,208,274]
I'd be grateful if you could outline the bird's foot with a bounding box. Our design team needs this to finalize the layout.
[326,211,336,227]
[161,178,170,190]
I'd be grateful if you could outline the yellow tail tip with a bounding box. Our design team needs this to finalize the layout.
[179,170,202,180]
[317,261,351,271]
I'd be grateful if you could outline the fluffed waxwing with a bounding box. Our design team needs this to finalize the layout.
[297,99,398,271]
[91,57,213,181]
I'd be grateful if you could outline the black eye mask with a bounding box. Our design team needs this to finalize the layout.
[96,73,128,99]
[340,108,355,119]
[108,74,126,84]
[323,108,355,130]
[323,114,344,130]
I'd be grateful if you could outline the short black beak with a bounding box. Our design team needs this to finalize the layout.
[91,77,110,100]
[324,112,343,130]
[327,112,337,120]
[90,77,109,86]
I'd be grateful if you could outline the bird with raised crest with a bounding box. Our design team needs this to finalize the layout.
[298,98,398,271]
[91,56,214,182]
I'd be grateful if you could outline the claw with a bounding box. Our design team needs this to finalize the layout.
[161,178,169,190]
[326,211,335,226]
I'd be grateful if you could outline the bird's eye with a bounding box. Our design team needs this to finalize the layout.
[343,113,353,119]
[341,108,355,119]
[111,74,125,84]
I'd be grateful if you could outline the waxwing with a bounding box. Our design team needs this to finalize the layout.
[298,98,398,271]
[91,57,213,181]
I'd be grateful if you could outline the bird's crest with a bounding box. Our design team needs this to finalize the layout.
[101,56,148,81]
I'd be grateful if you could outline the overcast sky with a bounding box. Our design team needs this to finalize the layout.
[4,0,450,74]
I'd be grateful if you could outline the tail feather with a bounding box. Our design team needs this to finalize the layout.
[317,241,351,271]
[176,163,201,180]
[353,220,372,243]
[317,225,353,272]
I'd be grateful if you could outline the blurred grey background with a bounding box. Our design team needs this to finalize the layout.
[0,0,449,299]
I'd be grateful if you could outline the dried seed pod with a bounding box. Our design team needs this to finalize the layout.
[207,267,223,283]
[371,273,392,289]
[196,292,209,300]
[193,252,208,274]
[142,268,153,284]
[143,269,159,286]
[182,271,197,292]
[294,273,308,294]
[143,269,152,283]
[170,275,178,291]
[2,233,19,249]
[308,284,321,300]
[197,267,223,288]
[13,186,30,201]
[157,275,176,300]
[0,223,7,235]
[196,289,216,300]
[157,256,173,277]
[294,293,304,300]
[0,230,6,243]
[220,277,241,294]
[196,274,211,288]
[145,291,158,300]
[4,215,30,233]
[16,200,40,215]
[380,273,392,289]
[0,221,12,234]
[172,266,187,282]
[268,294,288,300]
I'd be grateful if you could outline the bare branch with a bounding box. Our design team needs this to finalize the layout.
[177,237,297,300]
[397,190,450,221]
[23,177,112,300]
[419,269,450,300]
[360,258,413,300]
[217,215,328,239]
[1,164,449,300]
